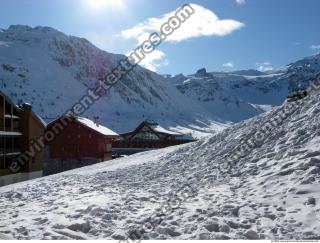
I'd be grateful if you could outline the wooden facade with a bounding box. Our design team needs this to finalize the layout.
[0,90,45,185]
[46,116,119,160]
[113,120,195,154]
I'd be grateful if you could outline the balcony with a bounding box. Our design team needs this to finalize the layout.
[0,137,22,158]
[0,131,22,137]
[0,116,22,134]
[0,148,21,157]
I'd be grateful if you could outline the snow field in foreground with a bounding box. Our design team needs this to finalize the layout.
[0,92,320,239]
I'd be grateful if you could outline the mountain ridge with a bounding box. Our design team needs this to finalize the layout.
[170,53,320,122]
[1,25,320,136]
[0,25,225,138]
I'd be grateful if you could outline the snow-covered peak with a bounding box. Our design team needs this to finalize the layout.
[172,54,320,123]
[195,68,208,77]
[1,25,320,136]
[0,25,224,138]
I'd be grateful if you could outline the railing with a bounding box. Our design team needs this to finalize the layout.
[0,148,21,156]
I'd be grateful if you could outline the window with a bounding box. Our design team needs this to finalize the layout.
[106,144,112,152]
[0,139,4,154]
[140,126,151,132]
[132,132,159,141]
[13,121,20,131]
[5,119,11,131]
[77,134,81,139]
[0,158,4,169]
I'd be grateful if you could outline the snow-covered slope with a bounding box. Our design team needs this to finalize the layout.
[1,86,319,240]
[171,55,320,123]
[0,25,224,137]
[1,25,319,135]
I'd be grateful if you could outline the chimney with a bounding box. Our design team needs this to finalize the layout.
[20,103,32,111]
[93,116,99,126]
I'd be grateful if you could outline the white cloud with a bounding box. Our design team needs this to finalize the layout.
[223,62,234,68]
[122,4,244,42]
[256,62,273,72]
[235,0,246,5]
[257,66,273,72]
[127,48,170,72]
[163,60,170,66]
[138,50,166,72]
[121,3,244,71]
[257,62,271,66]
[310,44,320,50]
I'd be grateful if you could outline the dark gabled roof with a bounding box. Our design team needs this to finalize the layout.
[121,120,182,139]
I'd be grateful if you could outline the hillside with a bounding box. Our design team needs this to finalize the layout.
[0,25,225,138]
[171,55,320,122]
[1,25,320,136]
[0,84,319,240]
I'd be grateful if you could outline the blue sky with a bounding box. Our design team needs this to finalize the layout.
[1,0,320,75]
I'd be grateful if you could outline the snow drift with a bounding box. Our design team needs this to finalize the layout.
[0,84,319,240]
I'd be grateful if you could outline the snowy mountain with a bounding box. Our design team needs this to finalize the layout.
[171,55,320,122]
[1,25,320,137]
[0,83,319,240]
[0,25,225,138]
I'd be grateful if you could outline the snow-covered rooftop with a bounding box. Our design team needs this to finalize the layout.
[75,117,118,137]
[34,113,47,127]
[149,124,182,136]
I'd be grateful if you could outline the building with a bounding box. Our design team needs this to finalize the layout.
[112,120,195,155]
[44,116,119,175]
[0,90,46,187]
